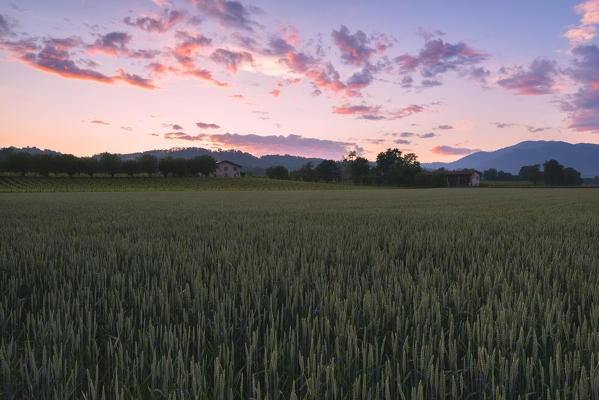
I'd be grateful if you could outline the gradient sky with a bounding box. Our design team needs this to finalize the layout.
[1,0,599,161]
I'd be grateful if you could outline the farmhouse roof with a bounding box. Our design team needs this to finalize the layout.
[217,160,242,168]
[422,169,478,176]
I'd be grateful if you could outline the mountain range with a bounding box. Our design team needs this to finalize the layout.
[421,141,599,178]
[2,140,598,177]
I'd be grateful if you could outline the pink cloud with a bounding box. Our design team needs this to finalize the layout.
[332,25,376,66]
[90,120,110,125]
[210,48,253,73]
[497,59,558,95]
[120,126,133,131]
[116,68,157,89]
[164,131,207,140]
[202,132,363,158]
[124,9,187,33]
[196,122,220,129]
[268,89,280,97]
[564,0,599,45]
[431,145,479,155]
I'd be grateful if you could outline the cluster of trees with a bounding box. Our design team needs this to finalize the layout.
[0,151,218,178]
[266,148,448,187]
[482,159,582,186]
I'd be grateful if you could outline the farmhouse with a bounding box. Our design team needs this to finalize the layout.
[211,160,242,177]
[424,169,480,186]
[443,170,480,186]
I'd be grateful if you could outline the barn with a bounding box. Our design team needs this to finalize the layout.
[442,170,480,186]
[211,160,242,178]
[424,169,480,186]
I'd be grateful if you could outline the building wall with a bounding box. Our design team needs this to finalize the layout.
[213,162,241,177]
[470,173,480,186]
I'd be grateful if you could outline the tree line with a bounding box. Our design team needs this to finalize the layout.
[266,148,448,187]
[483,159,582,186]
[0,151,218,178]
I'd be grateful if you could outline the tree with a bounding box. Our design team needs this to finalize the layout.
[99,153,122,178]
[31,154,57,177]
[6,152,31,176]
[57,154,79,178]
[483,168,498,181]
[543,159,564,185]
[171,158,189,177]
[79,157,99,177]
[316,160,341,182]
[348,156,373,184]
[376,148,402,177]
[122,159,139,177]
[138,154,158,177]
[519,164,542,185]
[291,162,318,181]
[563,167,582,186]
[188,155,217,176]
[158,157,175,177]
[266,165,289,180]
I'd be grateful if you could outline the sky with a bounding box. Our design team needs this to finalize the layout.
[1,0,599,162]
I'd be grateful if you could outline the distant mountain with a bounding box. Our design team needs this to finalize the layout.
[108,147,326,171]
[0,145,325,172]
[0,146,60,159]
[422,141,599,178]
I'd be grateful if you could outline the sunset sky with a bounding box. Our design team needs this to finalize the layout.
[1,0,599,161]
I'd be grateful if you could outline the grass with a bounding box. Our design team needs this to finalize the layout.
[0,176,358,192]
[1,188,599,399]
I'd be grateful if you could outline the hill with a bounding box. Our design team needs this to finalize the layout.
[422,141,599,178]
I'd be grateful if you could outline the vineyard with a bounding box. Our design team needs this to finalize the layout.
[1,189,599,399]
[0,176,356,192]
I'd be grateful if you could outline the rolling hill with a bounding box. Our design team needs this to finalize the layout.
[422,141,599,178]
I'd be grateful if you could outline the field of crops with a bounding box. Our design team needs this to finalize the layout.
[0,176,356,192]
[1,189,599,399]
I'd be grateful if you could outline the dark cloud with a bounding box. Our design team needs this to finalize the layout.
[431,145,479,155]
[438,125,453,130]
[415,28,444,41]
[164,131,206,140]
[332,25,376,66]
[210,48,253,73]
[497,58,558,95]
[196,122,220,129]
[399,132,415,137]
[400,76,413,88]
[0,14,12,37]
[526,126,548,133]
[395,39,487,84]
[124,9,187,33]
[394,139,410,144]
[467,66,490,84]
[128,49,161,59]
[562,45,599,132]
[333,103,424,120]
[187,0,259,31]
[494,122,515,128]
[147,62,167,74]
[347,68,374,91]
[264,36,294,56]
[419,132,436,138]
[88,32,131,56]
[421,79,442,87]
